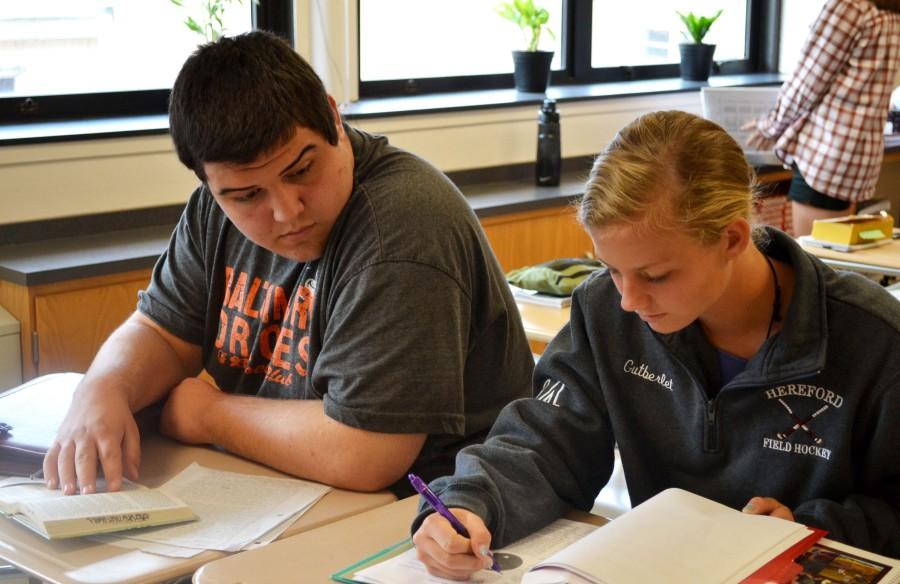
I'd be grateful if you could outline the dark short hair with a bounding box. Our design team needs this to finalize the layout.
[169,30,338,181]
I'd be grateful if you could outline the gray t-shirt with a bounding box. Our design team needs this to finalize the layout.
[138,126,533,496]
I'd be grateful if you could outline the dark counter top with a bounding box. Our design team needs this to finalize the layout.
[0,158,791,287]
[0,166,591,286]
[0,225,172,286]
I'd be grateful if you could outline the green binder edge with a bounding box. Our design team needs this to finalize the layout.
[330,537,414,583]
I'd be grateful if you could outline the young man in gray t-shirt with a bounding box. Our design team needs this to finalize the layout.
[43,31,532,497]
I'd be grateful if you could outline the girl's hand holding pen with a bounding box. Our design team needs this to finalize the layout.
[413,507,495,581]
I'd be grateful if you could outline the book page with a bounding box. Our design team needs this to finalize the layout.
[113,462,331,552]
[528,488,810,584]
[21,488,185,522]
[0,477,143,515]
[352,518,597,584]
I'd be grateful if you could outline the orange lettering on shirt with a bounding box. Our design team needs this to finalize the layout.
[271,326,294,370]
[260,281,273,323]
[243,277,262,318]
[259,323,280,360]
[229,315,250,357]
[223,266,235,306]
[294,335,310,377]
[227,271,248,311]
[291,286,314,329]
[215,310,228,349]
[271,286,288,322]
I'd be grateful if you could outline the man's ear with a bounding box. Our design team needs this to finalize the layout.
[723,217,752,259]
[327,95,344,138]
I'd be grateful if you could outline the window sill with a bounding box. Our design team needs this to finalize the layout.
[342,73,786,119]
[0,73,785,146]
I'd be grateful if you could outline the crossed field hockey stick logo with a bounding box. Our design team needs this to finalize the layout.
[776,398,829,444]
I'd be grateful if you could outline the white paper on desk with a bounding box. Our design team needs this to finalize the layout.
[90,534,206,558]
[243,504,312,549]
[111,462,330,552]
[353,518,596,584]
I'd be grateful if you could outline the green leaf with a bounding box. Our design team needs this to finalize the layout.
[498,0,553,51]
[185,16,202,34]
[676,8,723,43]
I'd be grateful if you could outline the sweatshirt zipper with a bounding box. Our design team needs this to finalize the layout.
[704,400,718,451]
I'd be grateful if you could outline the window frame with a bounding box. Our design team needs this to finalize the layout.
[359,0,780,98]
[0,0,293,125]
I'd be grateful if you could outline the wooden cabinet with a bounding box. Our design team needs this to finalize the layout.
[480,206,594,273]
[0,207,584,382]
[0,269,151,380]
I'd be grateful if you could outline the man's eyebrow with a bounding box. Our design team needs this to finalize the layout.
[218,184,256,196]
[280,144,316,175]
[214,144,317,196]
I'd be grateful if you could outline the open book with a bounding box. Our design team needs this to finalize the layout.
[523,488,898,584]
[0,477,196,540]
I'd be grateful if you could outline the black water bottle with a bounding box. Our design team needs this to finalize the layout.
[536,98,561,186]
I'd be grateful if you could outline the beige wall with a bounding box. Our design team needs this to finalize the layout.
[0,92,699,225]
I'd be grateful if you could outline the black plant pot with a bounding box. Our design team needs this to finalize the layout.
[512,50,554,93]
[679,43,716,81]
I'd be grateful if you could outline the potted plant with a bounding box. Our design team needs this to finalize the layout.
[169,0,255,42]
[676,9,722,81]
[497,0,556,93]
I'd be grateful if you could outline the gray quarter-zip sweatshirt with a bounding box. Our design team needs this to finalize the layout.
[415,228,900,557]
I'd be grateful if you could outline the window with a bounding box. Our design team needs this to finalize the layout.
[360,0,563,81]
[0,0,292,124]
[591,1,747,68]
[359,0,775,98]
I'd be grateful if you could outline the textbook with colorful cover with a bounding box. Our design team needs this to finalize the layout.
[0,477,196,540]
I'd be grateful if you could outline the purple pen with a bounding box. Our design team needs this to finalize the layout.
[408,473,501,573]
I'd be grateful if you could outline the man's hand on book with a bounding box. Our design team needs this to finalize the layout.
[42,384,141,496]
[742,496,795,521]
[413,507,495,581]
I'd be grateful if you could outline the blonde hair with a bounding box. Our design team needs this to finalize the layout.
[578,110,758,245]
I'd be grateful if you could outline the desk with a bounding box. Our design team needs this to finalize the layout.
[193,496,608,584]
[516,302,570,354]
[0,434,396,584]
[799,239,900,278]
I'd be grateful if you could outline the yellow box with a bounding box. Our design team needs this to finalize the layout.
[810,214,894,246]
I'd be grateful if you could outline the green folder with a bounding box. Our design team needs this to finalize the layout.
[331,538,414,583]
